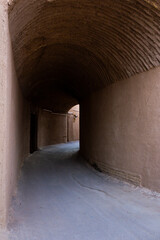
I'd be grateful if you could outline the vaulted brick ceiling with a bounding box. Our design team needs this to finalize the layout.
[8,0,160,112]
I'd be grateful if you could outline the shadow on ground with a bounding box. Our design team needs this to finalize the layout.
[7,141,160,240]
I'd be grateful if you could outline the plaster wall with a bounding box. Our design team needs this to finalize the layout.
[80,66,160,192]
[0,0,30,228]
[67,105,79,142]
[38,109,67,148]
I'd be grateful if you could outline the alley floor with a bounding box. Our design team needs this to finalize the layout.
[5,142,160,240]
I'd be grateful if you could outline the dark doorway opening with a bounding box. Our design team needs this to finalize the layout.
[30,113,38,153]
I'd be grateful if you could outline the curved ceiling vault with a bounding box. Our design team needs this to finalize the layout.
[8,0,160,113]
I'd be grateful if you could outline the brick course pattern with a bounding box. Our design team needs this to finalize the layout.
[8,0,160,112]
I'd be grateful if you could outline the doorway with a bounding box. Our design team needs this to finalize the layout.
[30,113,38,153]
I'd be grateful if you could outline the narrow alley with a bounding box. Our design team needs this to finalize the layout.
[7,142,160,240]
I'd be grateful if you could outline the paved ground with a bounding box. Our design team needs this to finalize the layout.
[6,141,160,240]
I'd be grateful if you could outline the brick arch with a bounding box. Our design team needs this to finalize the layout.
[8,0,160,112]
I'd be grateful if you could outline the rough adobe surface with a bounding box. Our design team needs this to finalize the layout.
[38,109,67,147]
[8,0,160,112]
[80,66,160,192]
[0,0,30,228]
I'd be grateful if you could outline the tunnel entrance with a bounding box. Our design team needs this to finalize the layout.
[67,105,80,142]
[34,105,79,150]
[30,113,38,153]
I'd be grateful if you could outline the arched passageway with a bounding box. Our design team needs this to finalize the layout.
[67,105,80,142]
[8,0,160,112]
[0,0,160,234]
[8,0,160,190]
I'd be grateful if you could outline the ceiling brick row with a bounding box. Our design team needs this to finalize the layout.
[8,0,160,112]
